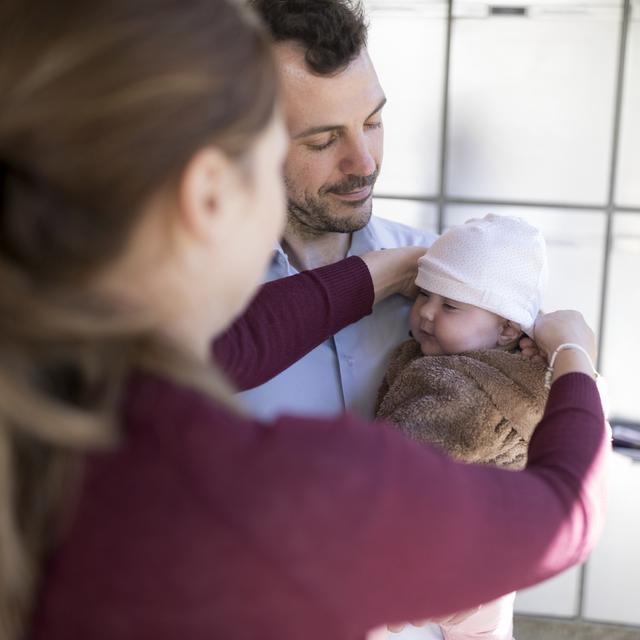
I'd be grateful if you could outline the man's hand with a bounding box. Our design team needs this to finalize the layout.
[387,605,480,633]
[387,619,431,633]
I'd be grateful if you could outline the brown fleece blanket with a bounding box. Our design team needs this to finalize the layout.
[376,340,548,470]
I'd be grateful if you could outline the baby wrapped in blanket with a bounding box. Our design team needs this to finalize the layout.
[377,214,549,640]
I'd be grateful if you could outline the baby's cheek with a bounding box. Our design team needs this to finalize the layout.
[441,321,488,353]
[408,309,421,337]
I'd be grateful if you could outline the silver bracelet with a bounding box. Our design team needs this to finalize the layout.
[544,342,599,390]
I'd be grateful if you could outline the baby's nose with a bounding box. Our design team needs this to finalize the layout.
[420,303,435,321]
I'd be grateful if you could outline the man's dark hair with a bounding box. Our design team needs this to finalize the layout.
[249,0,368,75]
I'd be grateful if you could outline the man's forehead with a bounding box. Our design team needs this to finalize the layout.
[274,42,384,130]
[274,41,312,84]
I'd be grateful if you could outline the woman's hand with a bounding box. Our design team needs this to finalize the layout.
[360,246,427,305]
[534,310,596,360]
[533,310,598,383]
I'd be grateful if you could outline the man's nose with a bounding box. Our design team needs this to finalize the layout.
[339,134,376,177]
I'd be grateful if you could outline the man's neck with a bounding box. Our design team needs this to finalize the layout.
[281,227,352,272]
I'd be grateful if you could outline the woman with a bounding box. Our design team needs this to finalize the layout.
[0,1,607,639]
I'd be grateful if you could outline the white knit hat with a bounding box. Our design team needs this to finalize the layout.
[415,214,548,337]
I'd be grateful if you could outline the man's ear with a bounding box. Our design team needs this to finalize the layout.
[177,146,238,243]
[497,320,523,347]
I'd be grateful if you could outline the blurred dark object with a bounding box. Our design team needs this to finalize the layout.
[612,419,640,461]
[489,6,528,16]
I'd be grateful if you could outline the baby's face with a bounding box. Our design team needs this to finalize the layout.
[409,290,505,356]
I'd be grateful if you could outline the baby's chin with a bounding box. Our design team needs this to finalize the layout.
[418,338,445,357]
[417,338,501,357]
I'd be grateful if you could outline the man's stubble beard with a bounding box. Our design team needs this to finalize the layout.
[284,170,378,239]
[286,194,373,238]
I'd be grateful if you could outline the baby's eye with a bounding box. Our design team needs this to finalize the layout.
[443,303,458,311]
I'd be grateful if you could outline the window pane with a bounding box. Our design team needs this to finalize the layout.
[373,197,438,233]
[447,1,622,205]
[366,0,447,197]
[601,212,640,422]
[445,205,607,332]
[616,1,640,208]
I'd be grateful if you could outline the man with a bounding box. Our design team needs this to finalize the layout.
[241,0,437,425]
[242,4,443,638]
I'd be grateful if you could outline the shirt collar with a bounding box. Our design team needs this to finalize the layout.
[348,219,388,256]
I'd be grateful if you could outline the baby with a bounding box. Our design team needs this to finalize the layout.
[376,214,549,639]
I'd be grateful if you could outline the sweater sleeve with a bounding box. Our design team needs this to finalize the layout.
[211,256,374,390]
[206,373,608,634]
[356,373,608,629]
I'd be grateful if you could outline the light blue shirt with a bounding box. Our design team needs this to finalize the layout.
[238,216,437,421]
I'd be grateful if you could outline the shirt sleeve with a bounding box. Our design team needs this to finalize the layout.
[211,256,374,390]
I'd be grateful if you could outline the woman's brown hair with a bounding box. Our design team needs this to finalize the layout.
[0,0,277,635]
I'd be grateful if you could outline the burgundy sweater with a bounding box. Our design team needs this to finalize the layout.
[29,257,608,640]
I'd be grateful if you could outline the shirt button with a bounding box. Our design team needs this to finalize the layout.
[346,357,355,367]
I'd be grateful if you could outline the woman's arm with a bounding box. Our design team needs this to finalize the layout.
[245,373,608,632]
[212,248,425,390]
[209,273,607,631]
[138,309,607,638]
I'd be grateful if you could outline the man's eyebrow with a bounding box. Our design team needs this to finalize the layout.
[292,96,387,140]
[292,124,341,140]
